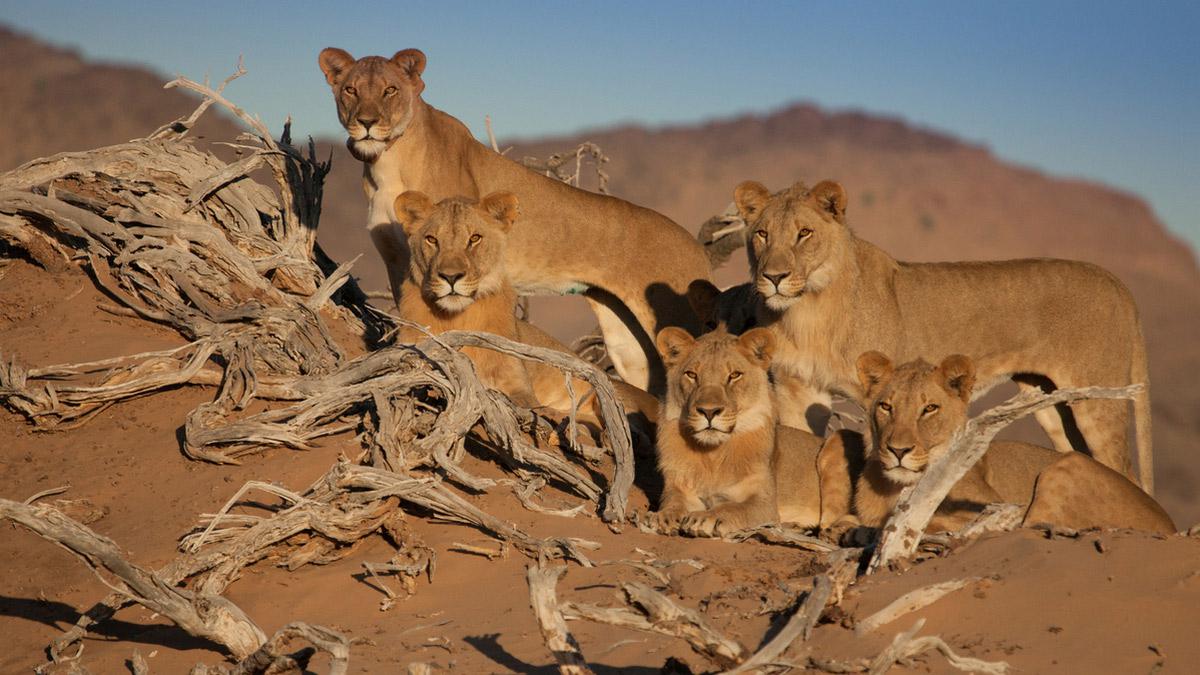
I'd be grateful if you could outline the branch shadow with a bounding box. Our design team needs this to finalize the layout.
[463,633,665,674]
[0,595,223,655]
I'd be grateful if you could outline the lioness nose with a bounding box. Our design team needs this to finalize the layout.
[439,271,465,286]
[696,405,725,422]
[357,115,379,129]
[887,444,914,460]
[763,271,790,288]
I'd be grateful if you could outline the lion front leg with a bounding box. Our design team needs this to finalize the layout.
[367,222,409,309]
[679,494,777,538]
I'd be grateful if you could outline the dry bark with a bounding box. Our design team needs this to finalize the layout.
[722,575,833,674]
[527,566,594,675]
[0,498,266,660]
[855,578,978,636]
[563,581,747,669]
[867,619,1008,675]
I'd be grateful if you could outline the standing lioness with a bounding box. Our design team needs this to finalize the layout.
[318,47,713,394]
[732,179,1153,491]
[650,327,825,536]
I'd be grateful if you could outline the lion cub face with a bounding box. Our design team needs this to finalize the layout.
[318,48,427,161]
[393,191,520,313]
[733,180,850,311]
[856,352,976,485]
[656,328,776,447]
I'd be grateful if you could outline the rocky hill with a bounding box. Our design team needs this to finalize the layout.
[2,25,1197,522]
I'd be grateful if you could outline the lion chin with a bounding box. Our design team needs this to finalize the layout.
[347,138,388,162]
[434,293,475,313]
[763,292,802,312]
[884,465,923,486]
[687,426,731,448]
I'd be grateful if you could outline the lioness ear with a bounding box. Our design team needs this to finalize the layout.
[938,354,976,403]
[686,280,721,330]
[393,191,434,235]
[738,328,776,368]
[392,48,427,83]
[734,181,771,223]
[809,180,847,223]
[479,192,520,230]
[856,351,894,401]
[319,47,355,86]
[656,327,696,369]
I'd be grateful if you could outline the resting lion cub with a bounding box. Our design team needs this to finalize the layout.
[650,327,823,536]
[391,190,657,426]
[318,47,713,394]
[730,179,1153,492]
[818,352,1175,536]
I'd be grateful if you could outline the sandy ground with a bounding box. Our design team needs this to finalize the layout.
[4,256,1200,674]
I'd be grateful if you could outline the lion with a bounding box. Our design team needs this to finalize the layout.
[318,47,713,395]
[816,352,1175,537]
[648,326,827,537]
[390,190,658,430]
[730,179,1153,492]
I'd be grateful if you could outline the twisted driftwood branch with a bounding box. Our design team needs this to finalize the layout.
[563,581,746,669]
[527,566,594,675]
[190,621,351,675]
[0,498,266,660]
[867,384,1143,572]
[722,575,833,674]
[519,142,610,194]
[867,619,1008,674]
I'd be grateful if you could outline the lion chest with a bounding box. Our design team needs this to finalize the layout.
[769,314,853,393]
[659,429,772,507]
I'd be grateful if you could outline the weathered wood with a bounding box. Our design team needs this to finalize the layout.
[855,578,978,636]
[563,582,746,669]
[527,566,594,675]
[867,619,1008,675]
[723,575,833,674]
[0,498,266,660]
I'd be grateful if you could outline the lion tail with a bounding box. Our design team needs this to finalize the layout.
[1131,323,1154,495]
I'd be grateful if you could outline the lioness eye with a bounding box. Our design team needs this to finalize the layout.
[728,371,742,383]
[344,86,357,96]
[755,229,768,240]
[468,234,482,245]
[923,404,940,415]
[384,86,397,96]
[798,227,813,239]
[424,235,437,246]
[683,371,697,382]
[878,401,892,413]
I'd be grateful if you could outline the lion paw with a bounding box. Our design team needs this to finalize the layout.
[646,507,686,534]
[680,512,738,538]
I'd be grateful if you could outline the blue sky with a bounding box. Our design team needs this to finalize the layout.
[4,1,1198,250]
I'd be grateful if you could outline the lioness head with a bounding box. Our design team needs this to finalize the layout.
[318,47,427,162]
[656,327,776,447]
[856,351,977,485]
[393,191,520,313]
[733,179,850,311]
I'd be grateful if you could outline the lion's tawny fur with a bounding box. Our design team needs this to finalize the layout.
[731,179,1153,492]
[818,354,1174,536]
[319,47,713,395]
[392,191,658,425]
[650,328,823,536]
